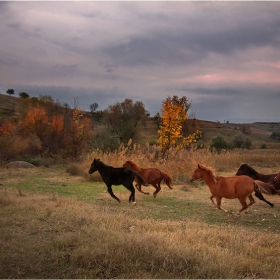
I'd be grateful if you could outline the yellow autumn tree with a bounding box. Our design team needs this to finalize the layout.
[158,95,201,158]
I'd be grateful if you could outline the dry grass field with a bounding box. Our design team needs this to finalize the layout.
[1,148,280,278]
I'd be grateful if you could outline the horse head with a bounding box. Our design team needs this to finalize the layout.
[88,158,100,174]
[190,164,204,182]
[190,164,217,183]
[235,163,258,178]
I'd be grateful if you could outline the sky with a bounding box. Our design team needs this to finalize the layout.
[0,1,280,123]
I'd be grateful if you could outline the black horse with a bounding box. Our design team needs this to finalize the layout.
[88,158,149,203]
[236,163,280,207]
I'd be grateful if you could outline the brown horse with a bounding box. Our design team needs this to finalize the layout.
[123,160,173,198]
[190,164,278,213]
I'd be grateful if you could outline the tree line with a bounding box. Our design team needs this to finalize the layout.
[0,93,201,161]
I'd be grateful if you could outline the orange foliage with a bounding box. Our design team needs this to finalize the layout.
[50,115,64,135]
[0,120,15,137]
[18,105,48,139]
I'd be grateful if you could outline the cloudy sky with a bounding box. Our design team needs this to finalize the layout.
[0,1,280,123]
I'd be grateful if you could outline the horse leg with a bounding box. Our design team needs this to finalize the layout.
[136,183,149,195]
[215,197,228,212]
[135,178,149,195]
[129,186,136,204]
[237,197,249,213]
[106,185,121,203]
[123,182,136,204]
[210,195,216,206]
[254,190,274,207]
[153,183,161,198]
[247,195,256,207]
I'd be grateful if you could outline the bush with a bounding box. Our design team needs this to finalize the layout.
[243,138,252,149]
[231,133,252,149]
[270,132,280,141]
[89,126,120,152]
[232,134,244,148]
[66,163,84,176]
[261,143,267,149]
[210,134,230,154]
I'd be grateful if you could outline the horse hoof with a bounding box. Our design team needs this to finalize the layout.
[133,201,137,205]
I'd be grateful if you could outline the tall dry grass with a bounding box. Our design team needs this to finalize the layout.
[77,144,280,183]
[1,188,280,279]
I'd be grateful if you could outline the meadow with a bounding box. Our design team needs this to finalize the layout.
[1,147,280,278]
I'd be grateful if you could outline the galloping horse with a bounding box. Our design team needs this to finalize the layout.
[190,164,278,213]
[123,160,173,198]
[236,163,280,207]
[236,164,280,190]
[88,158,148,203]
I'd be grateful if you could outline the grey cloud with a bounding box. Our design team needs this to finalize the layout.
[102,3,280,68]
[0,2,280,123]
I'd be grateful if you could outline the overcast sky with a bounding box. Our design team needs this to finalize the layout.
[0,1,280,123]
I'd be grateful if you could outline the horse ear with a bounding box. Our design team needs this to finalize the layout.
[198,164,202,169]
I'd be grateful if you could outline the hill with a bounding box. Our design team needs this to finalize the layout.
[0,93,21,116]
[1,93,280,148]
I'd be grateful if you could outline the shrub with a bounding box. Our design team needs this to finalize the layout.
[243,137,252,149]
[66,163,83,176]
[270,132,280,141]
[232,133,244,148]
[231,133,252,149]
[261,143,267,149]
[210,134,230,154]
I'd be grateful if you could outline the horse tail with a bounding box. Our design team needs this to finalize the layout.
[133,172,149,186]
[254,180,280,195]
[161,171,173,189]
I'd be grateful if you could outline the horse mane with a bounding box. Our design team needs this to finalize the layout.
[124,160,142,172]
[241,163,259,175]
[95,158,109,168]
[199,164,219,183]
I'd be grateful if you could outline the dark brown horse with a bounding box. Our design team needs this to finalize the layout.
[236,163,280,207]
[123,160,173,198]
[274,172,280,184]
[88,158,148,204]
[190,164,279,213]
[236,164,280,190]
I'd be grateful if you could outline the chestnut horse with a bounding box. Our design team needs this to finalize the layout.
[190,164,279,213]
[88,158,148,204]
[123,160,173,198]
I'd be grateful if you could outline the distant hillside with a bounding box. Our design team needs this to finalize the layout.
[141,118,280,148]
[0,93,21,116]
[1,93,280,148]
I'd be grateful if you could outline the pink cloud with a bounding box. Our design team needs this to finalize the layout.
[174,70,280,86]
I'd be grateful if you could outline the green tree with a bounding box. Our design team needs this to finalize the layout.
[90,102,99,113]
[6,89,15,96]
[19,92,30,99]
[103,98,149,144]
